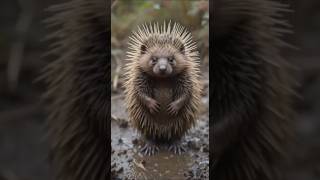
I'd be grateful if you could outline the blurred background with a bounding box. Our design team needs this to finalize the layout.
[0,0,63,179]
[0,0,319,179]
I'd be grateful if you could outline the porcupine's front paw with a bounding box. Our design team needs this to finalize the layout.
[167,101,181,116]
[146,98,160,114]
[140,141,159,156]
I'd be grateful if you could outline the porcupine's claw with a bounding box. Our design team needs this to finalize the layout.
[140,142,159,156]
[147,98,160,114]
[168,143,186,155]
[167,102,179,116]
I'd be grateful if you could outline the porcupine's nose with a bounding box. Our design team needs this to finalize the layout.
[159,65,166,72]
[158,58,167,73]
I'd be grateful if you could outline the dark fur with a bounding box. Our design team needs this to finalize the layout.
[42,0,109,179]
[124,23,202,153]
[211,0,295,179]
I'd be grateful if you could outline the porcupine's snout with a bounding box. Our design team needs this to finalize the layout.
[153,57,173,77]
[158,58,168,73]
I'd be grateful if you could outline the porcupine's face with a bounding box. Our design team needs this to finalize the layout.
[139,44,188,78]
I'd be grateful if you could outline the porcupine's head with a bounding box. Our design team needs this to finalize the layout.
[126,21,199,79]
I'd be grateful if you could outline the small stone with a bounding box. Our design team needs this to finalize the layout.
[116,167,123,173]
[193,154,199,158]
[119,120,128,128]
[202,146,209,153]
[111,163,116,168]
[132,138,139,145]
[118,150,127,156]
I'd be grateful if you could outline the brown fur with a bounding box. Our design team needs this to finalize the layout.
[124,22,202,145]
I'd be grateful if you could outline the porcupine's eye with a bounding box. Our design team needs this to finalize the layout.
[168,56,174,63]
[151,56,157,64]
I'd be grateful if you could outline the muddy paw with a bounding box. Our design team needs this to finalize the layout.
[168,143,186,155]
[140,143,159,156]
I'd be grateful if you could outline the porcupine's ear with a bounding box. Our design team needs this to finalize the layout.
[140,44,147,55]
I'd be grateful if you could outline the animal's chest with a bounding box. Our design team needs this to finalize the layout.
[153,81,174,111]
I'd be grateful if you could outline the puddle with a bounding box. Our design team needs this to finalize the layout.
[130,151,191,180]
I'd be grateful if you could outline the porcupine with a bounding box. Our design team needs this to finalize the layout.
[212,0,295,179]
[123,21,202,155]
[41,0,111,179]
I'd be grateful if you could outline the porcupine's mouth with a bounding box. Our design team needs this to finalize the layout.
[154,72,171,78]
[152,63,172,78]
[153,69,173,78]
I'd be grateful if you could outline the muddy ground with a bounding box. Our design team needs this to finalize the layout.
[110,70,209,180]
